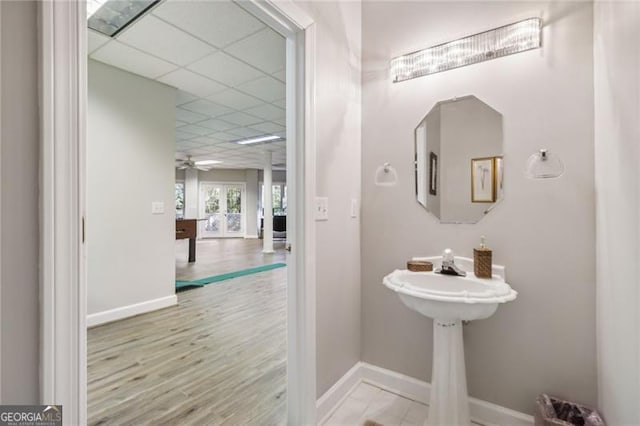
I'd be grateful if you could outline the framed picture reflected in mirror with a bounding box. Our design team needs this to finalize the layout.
[471,157,496,202]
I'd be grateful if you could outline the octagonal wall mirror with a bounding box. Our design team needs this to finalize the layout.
[415,95,504,224]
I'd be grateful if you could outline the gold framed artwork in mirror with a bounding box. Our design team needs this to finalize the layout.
[471,157,496,203]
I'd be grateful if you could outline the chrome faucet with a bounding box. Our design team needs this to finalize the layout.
[435,248,467,277]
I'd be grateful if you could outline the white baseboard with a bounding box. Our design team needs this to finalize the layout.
[317,363,363,423]
[87,295,178,327]
[317,362,534,426]
[244,234,259,239]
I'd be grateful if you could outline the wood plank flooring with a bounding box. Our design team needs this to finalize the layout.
[88,239,287,425]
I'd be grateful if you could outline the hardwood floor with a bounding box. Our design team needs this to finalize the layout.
[88,238,288,425]
[176,238,287,281]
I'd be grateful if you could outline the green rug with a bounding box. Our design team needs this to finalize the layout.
[176,262,286,290]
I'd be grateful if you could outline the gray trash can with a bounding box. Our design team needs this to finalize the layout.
[535,394,605,426]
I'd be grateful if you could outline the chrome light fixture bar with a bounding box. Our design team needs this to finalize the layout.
[391,18,542,83]
[88,0,160,37]
[234,135,282,145]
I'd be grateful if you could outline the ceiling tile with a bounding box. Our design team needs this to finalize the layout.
[197,118,237,132]
[158,69,226,97]
[188,51,264,87]
[216,111,263,127]
[175,129,198,140]
[175,120,188,127]
[212,132,242,142]
[224,28,285,74]
[236,76,285,102]
[272,98,286,108]
[177,141,206,149]
[244,104,285,121]
[88,30,110,54]
[118,14,216,66]
[206,89,263,110]
[272,69,286,82]
[273,117,286,126]
[180,99,232,117]
[227,127,264,138]
[250,122,285,134]
[91,41,178,79]
[191,136,227,146]
[177,124,216,136]
[152,0,265,48]
[176,90,198,105]
[175,108,208,124]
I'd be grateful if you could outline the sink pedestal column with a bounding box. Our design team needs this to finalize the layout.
[426,319,471,426]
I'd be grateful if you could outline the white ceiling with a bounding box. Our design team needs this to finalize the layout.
[88,0,286,170]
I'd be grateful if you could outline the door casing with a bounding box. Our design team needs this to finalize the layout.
[38,1,318,424]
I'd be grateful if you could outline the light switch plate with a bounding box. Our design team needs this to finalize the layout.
[151,201,165,214]
[350,198,358,218]
[315,197,329,221]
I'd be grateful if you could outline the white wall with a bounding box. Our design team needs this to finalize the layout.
[362,1,596,414]
[594,1,640,423]
[0,0,39,402]
[88,60,176,316]
[296,1,362,396]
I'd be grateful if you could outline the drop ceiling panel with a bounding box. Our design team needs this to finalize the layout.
[151,0,265,48]
[188,51,263,87]
[177,124,216,136]
[92,41,178,79]
[272,69,286,82]
[224,28,286,74]
[176,90,198,105]
[158,69,226,97]
[236,76,285,102]
[226,127,264,138]
[175,108,208,124]
[197,118,237,132]
[118,15,216,66]
[244,104,285,121]
[217,111,263,127]
[88,0,286,170]
[180,99,232,117]
[88,30,110,54]
[250,122,285,134]
[206,89,264,110]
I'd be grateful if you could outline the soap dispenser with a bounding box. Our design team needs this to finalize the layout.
[474,236,492,278]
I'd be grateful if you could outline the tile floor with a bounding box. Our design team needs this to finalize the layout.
[323,382,429,426]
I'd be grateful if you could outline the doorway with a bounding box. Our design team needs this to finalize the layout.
[200,183,246,238]
[39,1,317,424]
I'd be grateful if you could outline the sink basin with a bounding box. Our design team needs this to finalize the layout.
[383,255,517,426]
[383,268,516,321]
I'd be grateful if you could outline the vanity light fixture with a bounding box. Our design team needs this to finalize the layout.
[88,0,160,37]
[390,18,542,82]
[525,149,564,179]
[234,135,282,145]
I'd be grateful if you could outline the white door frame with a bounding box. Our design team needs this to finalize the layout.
[199,181,247,238]
[38,1,317,425]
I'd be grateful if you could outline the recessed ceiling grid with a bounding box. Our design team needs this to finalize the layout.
[88,0,286,170]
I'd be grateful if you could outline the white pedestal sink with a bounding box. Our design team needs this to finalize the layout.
[383,256,517,426]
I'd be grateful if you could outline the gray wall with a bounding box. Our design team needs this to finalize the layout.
[362,1,596,414]
[88,60,176,315]
[296,1,362,397]
[0,0,40,403]
[594,1,640,423]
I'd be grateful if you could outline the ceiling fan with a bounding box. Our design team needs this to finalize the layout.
[175,156,217,171]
